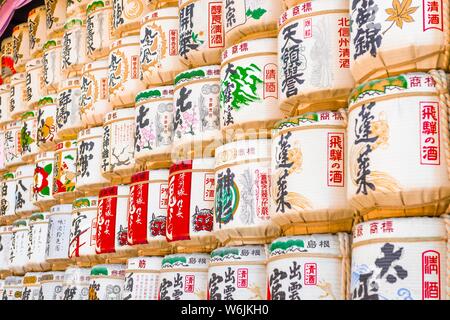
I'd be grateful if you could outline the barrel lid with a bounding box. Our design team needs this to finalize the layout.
[104,108,135,124]
[50,204,73,215]
[98,185,130,198]
[29,212,50,223]
[4,276,23,286]
[142,6,178,23]
[215,139,271,168]
[131,169,169,184]
[274,111,346,132]
[23,272,42,285]
[268,234,342,258]
[222,38,277,63]
[174,65,220,87]
[15,164,36,178]
[86,0,112,15]
[127,257,163,270]
[73,196,98,210]
[38,95,58,107]
[90,264,126,276]
[161,254,209,270]
[43,39,62,51]
[210,245,266,264]
[40,271,65,282]
[63,267,91,284]
[135,86,174,104]
[78,126,103,139]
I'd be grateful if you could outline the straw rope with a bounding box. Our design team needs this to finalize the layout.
[338,232,351,300]
[443,214,450,300]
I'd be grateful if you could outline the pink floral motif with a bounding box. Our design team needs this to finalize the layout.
[182,110,197,135]
[137,125,155,150]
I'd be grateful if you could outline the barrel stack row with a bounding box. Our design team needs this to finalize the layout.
[0,0,449,300]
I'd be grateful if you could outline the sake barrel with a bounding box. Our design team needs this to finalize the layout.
[62,18,87,78]
[140,8,188,86]
[0,279,4,298]
[2,276,24,300]
[9,72,27,119]
[108,36,146,108]
[45,204,73,264]
[0,225,14,274]
[62,266,91,300]
[101,109,136,183]
[20,111,39,162]
[12,23,30,72]
[22,272,42,300]
[69,197,102,263]
[53,140,81,201]
[347,72,450,219]
[127,170,170,255]
[223,0,283,46]
[112,0,151,37]
[277,0,354,116]
[267,234,350,300]
[67,0,89,16]
[25,58,45,109]
[220,38,283,140]
[80,59,112,127]
[45,0,67,38]
[214,139,280,245]
[14,164,39,217]
[1,37,15,79]
[37,95,58,151]
[88,264,126,300]
[42,39,62,94]
[76,127,110,192]
[172,66,221,160]
[351,217,447,300]
[32,152,57,210]
[159,253,209,300]
[8,219,30,275]
[28,6,47,59]
[270,111,353,235]
[56,77,84,140]
[0,84,12,124]
[96,186,137,259]
[134,87,174,168]
[0,131,5,172]
[0,172,16,223]
[208,245,267,300]
[178,0,224,67]
[39,271,65,300]
[4,121,24,168]
[27,212,51,272]
[86,0,114,60]
[123,256,162,300]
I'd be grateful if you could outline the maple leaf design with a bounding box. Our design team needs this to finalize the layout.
[385,0,418,29]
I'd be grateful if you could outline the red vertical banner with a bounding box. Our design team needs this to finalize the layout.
[96,186,118,254]
[263,63,278,99]
[327,132,345,187]
[422,250,440,300]
[128,171,150,245]
[420,102,440,165]
[208,2,224,48]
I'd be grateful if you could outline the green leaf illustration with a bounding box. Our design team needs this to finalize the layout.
[41,186,50,196]
[64,155,75,160]
[246,8,267,20]
[44,163,52,174]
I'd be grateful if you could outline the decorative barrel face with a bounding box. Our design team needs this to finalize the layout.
[33,152,57,209]
[223,0,283,46]
[0,84,12,125]
[0,225,14,273]
[140,8,188,86]
[14,164,39,217]
[76,127,110,192]
[9,219,30,275]
[86,0,114,60]
[220,38,283,138]
[112,0,151,37]
[80,59,112,127]
[62,18,87,77]
[45,0,67,38]
[88,264,126,300]
[27,212,51,272]
[5,120,25,168]
[1,37,15,78]
[9,72,27,120]
[159,253,209,300]
[53,140,80,201]
[172,66,221,160]
[22,272,42,300]
[277,0,354,116]
[25,58,45,109]
[45,204,73,263]
[350,0,449,84]
[166,159,217,253]
[62,267,91,300]
[101,109,136,183]
[2,276,24,300]
[20,111,39,162]
[123,256,162,300]
[108,36,146,108]
[267,233,349,300]
[271,111,353,235]
[37,95,58,151]
[214,139,280,245]
[178,0,224,67]
[208,245,267,300]
[39,271,65,300]
[347,72,450,219]
[134,86,174,167]
[0,172,16,221]
[56,77,83,140]
[13,23,30,72]
[42,39,62,94]
[127,170,170,255]
[351,217,447,300]
[28,6,47,59]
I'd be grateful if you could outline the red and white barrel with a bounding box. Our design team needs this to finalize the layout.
[101,109,136,183]
[25,58,45,109]
[36,95,58,151]
[159,253,209,300]
[32,152,57,210]
[76,127,110,192]
[0,83,11,124]
[208,245,267,300]
[0,225,14,274]
[351,217,447,300]
[9,219,30,275]
[134,86,174,168]
[88,264,126,300]
[172,66,221,160]
[178,0,224,67]
[62,266,91,300]
[45,0,67,39]
[42,39,62,94]
[214,139,280,245]
[270,111,353,234]
[45,204,73,265]
[39,271,65,300]
[140,8,188,86]
[277,0,354,116]
[53,140,81,202]
[28,6,47,59]
[22,272,42,300]
[0,172,16,223]
[9,72,27,120]
[267,233,350,300]
[1,37,15,79]
[108,36,146,108]
[56,77,84,141]
[112,0,151,37]
[12,23,30,73]
[86,0,114,60]
[166,159,217,253]
[26,212,51,272]
[62,18,87,78]
[20,111,39,162]
[127,170,170,255]
[123,256,162,300]
[347,73,450,220]
[2,276,24,300]
[80,59,112,127]
[14,164,39,217]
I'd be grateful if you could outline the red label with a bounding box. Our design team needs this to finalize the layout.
[422,250,440,300]
[420,102,440,165]
[337,17,350,69]
[184,275,195,293]
[237,268,248,288]
[255,170,270,219]
[128,171,149,245]
[100,78,108,100]
[304,263,317,285]
[96,186,118,254]
[208,2,224,48]
[327,132,345,187]
[303,18,312,38]
[131,55,139,79]
[263,63,278,99]
[423,0,443,31]
[169,29,178,56]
